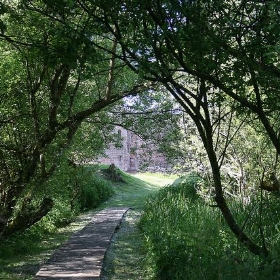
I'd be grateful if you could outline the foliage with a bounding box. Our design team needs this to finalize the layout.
[79,174,115,211]
[0,0,151,234]
[170,105,279,203]
[139,176,280,279]
[1,0,280,263]
[19,164,115,233]
[68,120,111,164]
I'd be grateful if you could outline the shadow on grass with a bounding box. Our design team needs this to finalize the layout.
[101,210,148,280]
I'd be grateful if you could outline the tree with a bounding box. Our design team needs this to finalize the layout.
[0,1,151,235]
[81,0,280,256]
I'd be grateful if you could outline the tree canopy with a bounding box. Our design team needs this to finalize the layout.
[1,0,280,259]
[87,0,280,256]
[0,0,152,235]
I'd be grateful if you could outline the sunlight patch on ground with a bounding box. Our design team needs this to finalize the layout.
[132,173,177,187]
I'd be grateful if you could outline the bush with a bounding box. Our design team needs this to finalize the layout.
[17,164,114,233]
[79,176,114,211]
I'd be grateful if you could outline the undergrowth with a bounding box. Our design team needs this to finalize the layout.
[139,173,280,280]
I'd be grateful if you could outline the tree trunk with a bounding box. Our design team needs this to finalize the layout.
[0,215,8,237]
[205,126,269,257]
[3,197,54,236]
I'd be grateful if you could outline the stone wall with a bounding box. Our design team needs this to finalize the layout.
[97,126,168,172]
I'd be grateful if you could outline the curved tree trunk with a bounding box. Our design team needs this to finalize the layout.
[206,137,269,257]
[167,79,269,257]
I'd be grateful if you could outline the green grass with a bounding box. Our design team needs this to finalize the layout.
[103,171,175,209]
[100,171,176,279]
[139,175,280,280]
[132,172,178,188]
[0,166,173,279]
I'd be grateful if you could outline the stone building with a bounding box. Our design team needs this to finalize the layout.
[97,126,168,172]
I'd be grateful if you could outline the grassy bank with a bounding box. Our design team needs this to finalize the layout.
[103,171,176,209]
[139,174,280,280]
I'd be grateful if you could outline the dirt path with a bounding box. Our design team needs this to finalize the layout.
[35,207,129,280]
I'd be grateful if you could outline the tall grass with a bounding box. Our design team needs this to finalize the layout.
[139,174,280,279]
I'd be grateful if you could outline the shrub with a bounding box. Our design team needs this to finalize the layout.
[79,176,114,211]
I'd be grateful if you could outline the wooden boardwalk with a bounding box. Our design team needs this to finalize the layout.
[35,207,129,280]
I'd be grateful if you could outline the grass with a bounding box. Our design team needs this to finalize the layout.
[0,166,174,280]
[101,171,176,279]
[103,171,175,209]
[139,175,280,280]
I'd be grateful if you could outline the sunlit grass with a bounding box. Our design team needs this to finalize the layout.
[132,172,178,187]
[103,171,171,209]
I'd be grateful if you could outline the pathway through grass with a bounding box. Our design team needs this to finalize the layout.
[0,169,175,280]
[100,171,176,279]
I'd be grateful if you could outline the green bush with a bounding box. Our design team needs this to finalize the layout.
[79,176,114,211]
[8,164,115,235]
